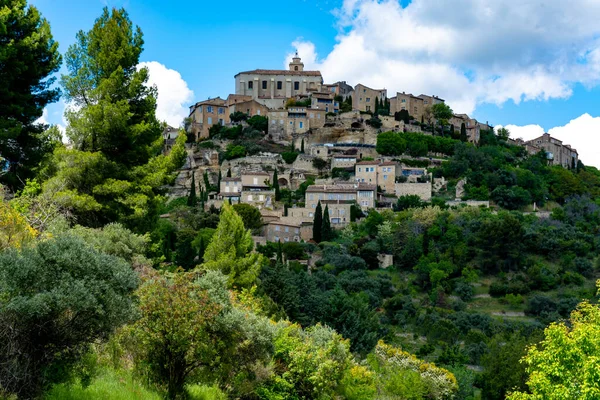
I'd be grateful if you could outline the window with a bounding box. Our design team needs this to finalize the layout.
[260,80,267,89]
[294,81,300,90]
[225,186,230,193]
[277,81,282,90]
[310,113,314,118]
[248,195,253,201]
[383,175,388,180]
[218,119,224,125]
[295,228,299,234]
[309,194,314,200]
[274,236,279,242]
[218,107,224,114]
[207,117,212,125]
[259,195,264,201]
[285,227,289,233]
[366,98,371,102]
[358,167,362,172]
[312,204,316,208]
[366,106,371,112]
[299,121,303,129]
[294,66,298,71]
[401,99,406,103]
[198,106,203,112]
[363,89,366,93]
[275,225,280,232]
[248,81,253,89]
[207,106,213,113]
[340,209,345,215]
[253,177,258,184]
[280,119,284,124]
[257,110,261,115]
[309,213,313,217]
[424,100,428,104]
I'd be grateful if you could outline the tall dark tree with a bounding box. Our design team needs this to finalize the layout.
[187,174,197,207]
[62,7,161,167]
[217,169,222,193]
[276,240,283,264]
[321,205,333,241]
[313,201,323,243]
[374,97,380,114]
[301,138,305,153]
[460,122,468,142]
[273,169,281,201]
[226,168,232,178]
[203,170,211,194]
[0,0,62,190]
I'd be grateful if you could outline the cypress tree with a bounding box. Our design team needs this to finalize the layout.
[374,97,380,114]
[203,171,210,194]
[276,240,283,264]
[273,169,280,200]
[460,122,468,142]
[284,203,289,217]
[421,115,424,125]
[187,174,197,207]
[313,201,323,243]
[198,236,206,260]
[301,138,305,153]
[321,205,332,242]
[217,169,222,192]
[227,168,232,178]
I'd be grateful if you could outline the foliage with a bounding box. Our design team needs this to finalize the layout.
[312,157,328,174]
[246,115,268,133]
[202,202,265,288]
[321,204,333,242]
[0,0,62,190]
[508,299,600,399]
[376,131,407,156]
[313,201,322,242]
[0,199,38,250]
[0,235,139,398]
[281,151,299,164]
[223,144,246,160]
[232,203,264,233]
[395,194,427,211]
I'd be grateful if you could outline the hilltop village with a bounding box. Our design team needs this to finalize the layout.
[163,53,580,253]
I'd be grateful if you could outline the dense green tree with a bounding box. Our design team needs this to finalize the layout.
[312,158,328,175]
[460,122,467,142]
[313,201,323,242]
[0,0,62,190]
[301,137,305,153]
[187,174,197,207]
[0,234,139,398]
[203,202,265,287]
[232,203,263,233]
[431,103,453,126]
[376,132,407,156]
[321,204,333,241]
[62,7,161,165]
[272,169,280,200]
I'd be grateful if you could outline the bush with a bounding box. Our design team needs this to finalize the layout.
[246,115,268,133]
[0,235,139,398]
[281,151,299,164]
[223,144,246,160]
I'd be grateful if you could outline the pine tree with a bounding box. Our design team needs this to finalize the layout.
[313,201,323,243]
[284,203,289,217]
[460,122,468,142]
[0,0,62,190]
[273,169,280,201]
[187,174,197,207]
[421,115,424,125]
[321,205,333,242]
[301,138,305,153]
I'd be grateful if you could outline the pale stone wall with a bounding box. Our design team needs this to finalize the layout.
[394,182,432,201]
[235,72,323,101]
[353,84,387,112]
[446,200,490,208]
[378,254,394,269]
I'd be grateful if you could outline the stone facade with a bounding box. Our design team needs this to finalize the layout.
[234,54,323,109]
[267,107,326,142]
[353,84,387,113]
[306,182,376,211]
[394,182,432,201]
[219,177,242,201]
[188,97,229,139]
[389,92,425,121]
[377,162,399,193]
[331,155,357,169]
[525,133,578,169]
[355,161,379,184]
[449,114,481,144]
[323,81,354,99]
[266,217,313,243]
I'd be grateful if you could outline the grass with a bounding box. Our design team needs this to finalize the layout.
[44,369,227,400]
[45,369,161,400]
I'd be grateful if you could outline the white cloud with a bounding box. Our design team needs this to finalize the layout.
[496,114,600,168]
[138,61,194,127]
[36,105,67,139]
[290,0,600,114]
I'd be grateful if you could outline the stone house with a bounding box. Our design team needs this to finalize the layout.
[417,94,445,107]
[322,81,354,99]
[310,92,339,114]
[355,161,379,184]
[226,94,269,118]
[306,182,376,211]
[265,217,313,243]
[377,162,400,193]
[240,171,275,209]
[234,53,323,110]
[389,92,425,121]
[331,155,358,170]
[267,107,326,141]
[218,177,242,202]
[525,133,578,169]
[449,114,481,144]
[188,97,229,139]
[353,84,387,113]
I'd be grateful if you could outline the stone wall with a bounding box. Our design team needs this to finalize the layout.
[395,182,432,201]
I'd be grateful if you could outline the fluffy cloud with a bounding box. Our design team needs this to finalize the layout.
[290,0,600,114]
[138,61,194,127]
[496,114,600,168]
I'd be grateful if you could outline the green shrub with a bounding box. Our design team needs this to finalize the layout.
[281,151,299,164]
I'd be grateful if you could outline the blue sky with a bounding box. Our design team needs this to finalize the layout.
[31,0,600,166]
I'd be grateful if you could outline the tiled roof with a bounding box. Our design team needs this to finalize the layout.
[269,216,312,228]
[306,183,376,193]
[222,177,241,182]
[235,69,322,77]
[242,171,270,176]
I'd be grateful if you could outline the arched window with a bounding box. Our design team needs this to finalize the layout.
[294,66,298,71]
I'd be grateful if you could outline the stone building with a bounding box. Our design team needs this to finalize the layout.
[310,92,339,114]
[355,161,379,184]
[188,97,229,139]
[226,94,269,117]
[267,107,326,141]
[218,177,242,202]
[449,114,481,144]
[389,92,425,121]
[331,154,358,170]
[418,94,445,107]
[377,162,400,194]
[353,84,387,113]
[306,182,376,211]
[234,53,323,110]
[322,81,354,99]
[265,217,313,243]
[525,133,578,169]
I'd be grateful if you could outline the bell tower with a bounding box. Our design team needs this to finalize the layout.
[289,51,304,72]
